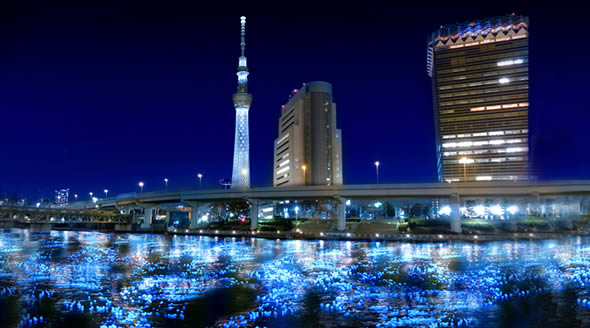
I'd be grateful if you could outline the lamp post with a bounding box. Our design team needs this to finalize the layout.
[139,181,144,193]
[301,165,307,185]
[197,173,203,187]
[458,157,474,181]
[104,189,108,198]
[374,161,380,184]
[74,194,78,201]
[89,192,93,200]
[164,178,168,190]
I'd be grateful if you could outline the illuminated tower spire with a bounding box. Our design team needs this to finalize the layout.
[231,16,252,189]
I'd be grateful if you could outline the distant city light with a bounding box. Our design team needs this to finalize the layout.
[507,205,519,215]
[490,205,503,216]
[374,202,382,208]
[499,77,510,84]
[474,205,486,216]
[345,200,351,206]
[438,205,451,216]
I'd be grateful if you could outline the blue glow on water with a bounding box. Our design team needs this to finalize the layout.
[1,230,590,327]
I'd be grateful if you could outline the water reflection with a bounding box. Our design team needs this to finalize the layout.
[1,230,590,327]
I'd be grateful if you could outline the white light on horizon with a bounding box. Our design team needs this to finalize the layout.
[438,205,451,216]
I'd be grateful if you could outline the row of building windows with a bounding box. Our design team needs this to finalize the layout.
[444,156,524,164]
[436,66,527,83]
[442,128,528,140]
[439,110,527,123]
[443,146,529,157]
[442,138,526,148]
[438,83,528,101]
[438,56,527,75]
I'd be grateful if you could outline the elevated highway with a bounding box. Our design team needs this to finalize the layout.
[70,180,590,233]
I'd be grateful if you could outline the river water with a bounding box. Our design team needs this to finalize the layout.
[1,230,590,327]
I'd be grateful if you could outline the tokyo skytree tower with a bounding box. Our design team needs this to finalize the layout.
[231,16,252,189]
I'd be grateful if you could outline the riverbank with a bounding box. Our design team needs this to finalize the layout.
[169,227,590,242]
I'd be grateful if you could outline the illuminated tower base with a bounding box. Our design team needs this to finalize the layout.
[231,16,252,189]
[231,104,251,188]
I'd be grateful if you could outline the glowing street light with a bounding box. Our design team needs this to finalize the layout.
[301,165,307,184]
[458,157,474,180]
[197,173,203,187]
[74,194,78,201]
[374,161,380,184]
[89,192,93,199]
[138,181,144,193]
[104,189,109,198]
[164,178,168,190]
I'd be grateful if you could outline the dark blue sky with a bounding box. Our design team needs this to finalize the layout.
[1,1,588,200]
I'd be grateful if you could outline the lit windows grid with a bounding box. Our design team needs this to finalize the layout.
[432,34,528,182]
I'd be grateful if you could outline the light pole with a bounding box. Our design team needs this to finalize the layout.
[301,165,307,185]
[458,157,474,181]
[104,189,108,198]
[89,192,93,199]
[139,181,144,193]
[197,173,203,187]
[295,205,300,225]
[74,194,78,201]
[164,178,168,190]
[374,161,380,184]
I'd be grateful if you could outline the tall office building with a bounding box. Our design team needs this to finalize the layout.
[273,81,343,187]
[428,14,529,183]
[55,188,69,206]
[231,16,252,189]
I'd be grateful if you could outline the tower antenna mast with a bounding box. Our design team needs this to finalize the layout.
[240,16,246,57]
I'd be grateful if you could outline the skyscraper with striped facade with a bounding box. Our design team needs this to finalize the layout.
[428,14,530,183]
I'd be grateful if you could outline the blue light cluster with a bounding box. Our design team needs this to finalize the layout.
[1,231,590,327]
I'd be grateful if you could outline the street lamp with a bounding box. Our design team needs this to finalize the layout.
[301,165,307,184]
[138,181,144,193]
[374,161,380,184]
[74,194,78,201]
[104,189,108,198]
[164,178,168,190]
[197,173,203,187]
[458,157,474,181]
[89,192,93,199]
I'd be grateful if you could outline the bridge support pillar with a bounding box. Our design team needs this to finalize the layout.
[248,199,258,230]
[185,201,204,229]
[335,197,347,232]
[142,207,153,228]
[450,194,462,233]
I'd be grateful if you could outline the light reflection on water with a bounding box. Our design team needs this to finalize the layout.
[1,230,590,327]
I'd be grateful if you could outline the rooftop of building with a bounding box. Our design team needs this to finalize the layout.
[281,81,332,111]
[428,14,528,45]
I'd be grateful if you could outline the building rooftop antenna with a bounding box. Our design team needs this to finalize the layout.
[240,16,246,57]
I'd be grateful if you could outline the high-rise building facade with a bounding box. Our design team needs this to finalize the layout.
[231,16,252,189]
[55,188,69,206]
[273,81,343,187]
[428,14,529,183]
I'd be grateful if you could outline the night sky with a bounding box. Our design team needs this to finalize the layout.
[1,1,588,200]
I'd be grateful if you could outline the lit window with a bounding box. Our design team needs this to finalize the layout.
[498,78,510,84]
[497,58,524,67]
[476,176,493,181]
[276,166,289,175]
